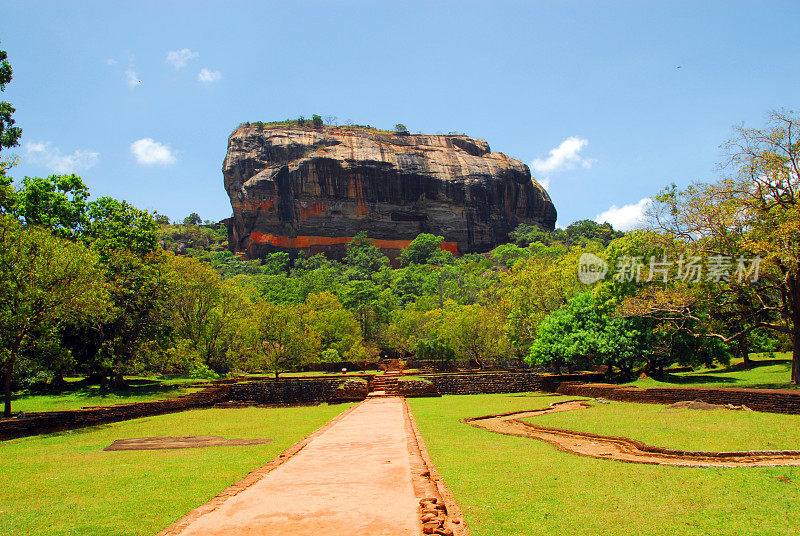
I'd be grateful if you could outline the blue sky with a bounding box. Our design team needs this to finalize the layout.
[2,1,799,229]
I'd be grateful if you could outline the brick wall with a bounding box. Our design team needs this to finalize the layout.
[226,378,367,404]
[421,372,542,395]
[397,379,441,397]
[0,378,372,441]
[557,382,800,415]
[407,372,604,396]
[0,386,231,441]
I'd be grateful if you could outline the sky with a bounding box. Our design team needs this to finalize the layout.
[2,1,799,230]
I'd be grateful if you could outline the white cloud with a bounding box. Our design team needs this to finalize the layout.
[130,138,176,165]
[197,68,222,84]
[166,48,199,69]
[25,141,99,173]
[104,58,117,66]
[531,136,594,175]
[125,68,140,88]
[595,198,652,231]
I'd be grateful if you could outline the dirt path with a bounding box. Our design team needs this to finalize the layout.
[159,398,464,536]
[466,400,800,468]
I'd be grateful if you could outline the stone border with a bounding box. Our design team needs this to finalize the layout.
[403,398,469,536]
[463,400,800,466]
[557,382,800,415]
[156,401,363,536]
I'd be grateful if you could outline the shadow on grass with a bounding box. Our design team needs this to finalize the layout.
[12,377,202,405]
[719,359,792,373]
[648,373,738,385]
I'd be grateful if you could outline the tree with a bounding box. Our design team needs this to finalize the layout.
[183,212,202,225]
[399,233,452,266]
[344,231,389,278]
[84,197,159,259]
[565,219,623,246]
[312,114,324,129]
[394,123,408,133]
[11,174,90,238]
[495,244,588,355]
[302,292,363,359]
[0,217,108,415]
[528,291,649,376]
[164,254,225,368]
[74,198,167,385]
[0,47,22,152]
[438,303,512,367]
[247,302,320,379]
[629,110,800,383]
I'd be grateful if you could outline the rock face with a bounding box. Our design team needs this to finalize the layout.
[223,124,556,259]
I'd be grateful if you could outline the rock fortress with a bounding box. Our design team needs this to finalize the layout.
[223,122,556,261]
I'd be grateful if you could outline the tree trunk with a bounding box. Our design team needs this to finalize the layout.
[738,337,752,368]
[51,368,66,389]
[274,370,279,380]
[3,363,12,417]
[792,329,800,385]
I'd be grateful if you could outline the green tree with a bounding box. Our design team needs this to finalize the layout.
[495,243,588,355]
[84,197,159,259]
[246,302,320,379]
[565,219,624,246]
[0,217,108,415]
[344,231,389,279]
[528,291,649,376]
[12,174,90,238]
[183,212,202,225]
[0,47,22,152]
[399,233,452,266]
[438,303,512,367]
[164,254,225,369]
[312,114,324,129]
[626,110,800,383]
[302,292,363,359]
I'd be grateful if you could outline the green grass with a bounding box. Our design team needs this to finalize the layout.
[530,399,800,452]
[628,353,798,390]
[409,393,800,536]
[10,376,206,414]
[0,403,351,536]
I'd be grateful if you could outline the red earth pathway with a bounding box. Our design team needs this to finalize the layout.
[162,397,422,536]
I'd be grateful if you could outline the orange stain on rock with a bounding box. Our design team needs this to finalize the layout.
[249,232,458,254]
[298,201,328,221]
[241,198,276,213]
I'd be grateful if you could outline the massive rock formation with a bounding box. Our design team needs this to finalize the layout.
[223,123,556,259]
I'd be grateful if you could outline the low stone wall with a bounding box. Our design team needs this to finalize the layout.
[406,372,604,396]
[0,378,371,441]
[538,373,605,392]
[397,379,441,398]
[557,382,800,415]
[226,378,367,404]
[0,386,231,441]
[332,379,370,401]
[421,372,542,395]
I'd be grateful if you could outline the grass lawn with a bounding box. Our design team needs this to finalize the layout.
[409,393,800,536]
[530,399,800,452]
[10,376,207,414]
[0,403,351,536]
[628,353,798,390]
